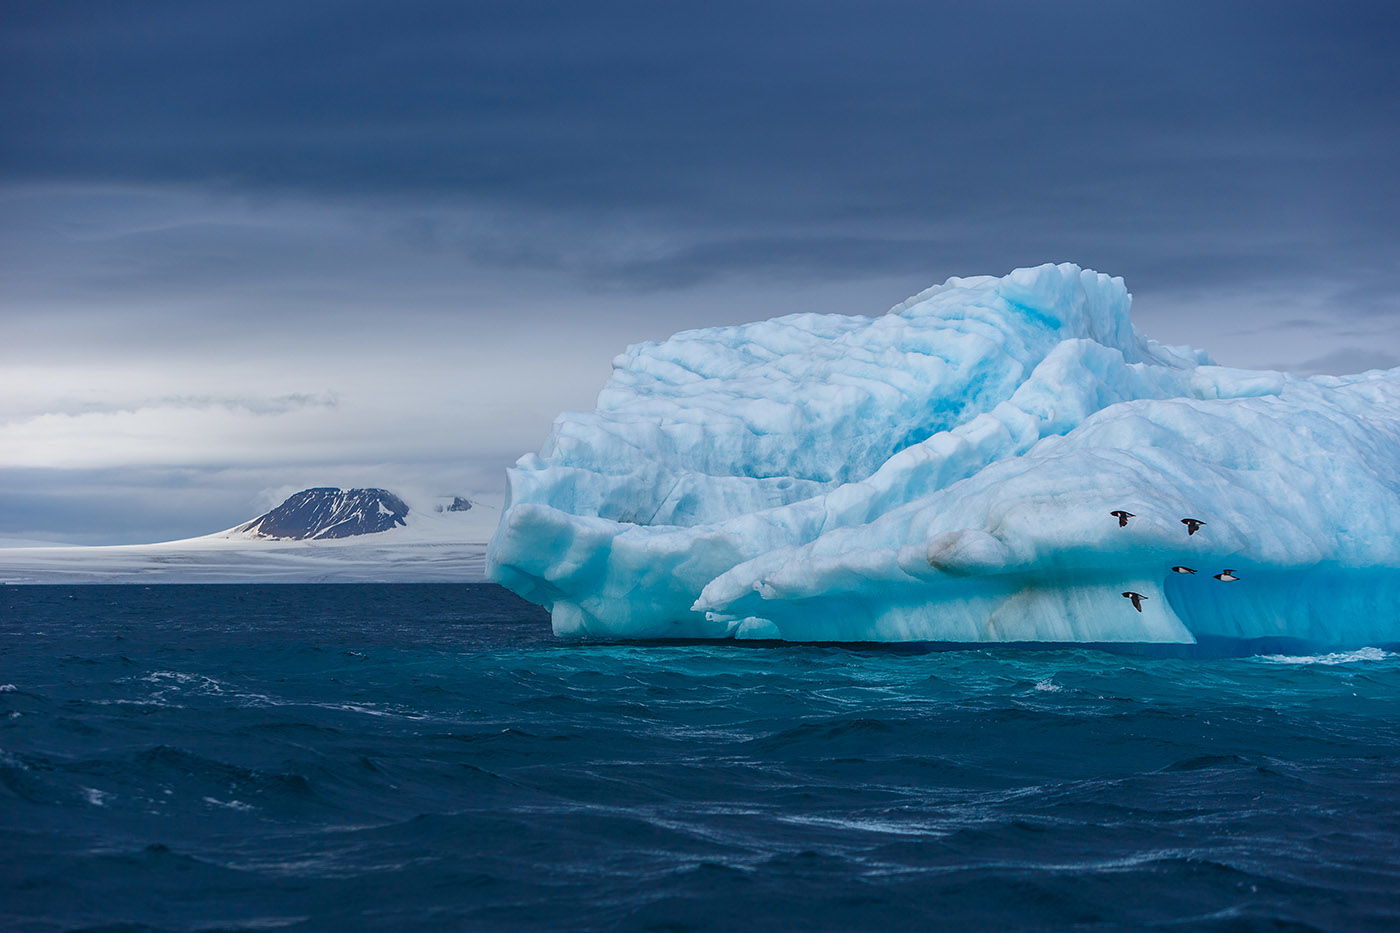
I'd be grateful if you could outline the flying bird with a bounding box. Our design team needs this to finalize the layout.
[1213,569,1239,582]
[1171,566,1196,574]
[1121,591,1147,612]
[1110,510,1135,527]
[1181,518,1206,535]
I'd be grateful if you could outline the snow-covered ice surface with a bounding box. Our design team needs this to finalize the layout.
[489,263,1400,646]
[0,495,499,584]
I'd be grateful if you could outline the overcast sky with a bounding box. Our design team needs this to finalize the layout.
[3,1,1398,543]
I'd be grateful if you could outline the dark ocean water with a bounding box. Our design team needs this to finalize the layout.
[3,585,1399,932]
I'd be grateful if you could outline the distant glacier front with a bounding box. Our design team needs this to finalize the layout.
[488,263,1400,646]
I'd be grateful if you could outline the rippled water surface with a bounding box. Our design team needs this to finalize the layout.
[3,584,1400,931]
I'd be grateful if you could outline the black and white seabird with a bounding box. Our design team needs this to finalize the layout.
[1171,566,1196,574]
[1181,518,1206,535]
[1110,510,1135,527]
[1121,591,1148,612]
[1213,569,1239,582]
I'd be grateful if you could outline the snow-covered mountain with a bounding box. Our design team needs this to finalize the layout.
[0,488,500,583]
[233,487,411,540]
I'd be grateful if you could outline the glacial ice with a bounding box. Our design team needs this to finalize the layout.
[488,263,1400,646]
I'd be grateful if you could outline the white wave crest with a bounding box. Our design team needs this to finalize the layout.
[1254,647,1395,665]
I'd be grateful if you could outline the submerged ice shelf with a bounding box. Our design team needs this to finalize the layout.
[488,263,1400,645]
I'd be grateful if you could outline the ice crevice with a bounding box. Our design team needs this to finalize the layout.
[489,263,1400,646]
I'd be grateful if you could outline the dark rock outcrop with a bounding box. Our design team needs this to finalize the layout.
[237,488,409,540]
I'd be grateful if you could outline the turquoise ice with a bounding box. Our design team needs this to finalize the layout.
[489,263,1400,645]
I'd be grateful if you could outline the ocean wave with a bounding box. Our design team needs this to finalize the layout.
[1253,647,1396,665]
[7,583,1400,931]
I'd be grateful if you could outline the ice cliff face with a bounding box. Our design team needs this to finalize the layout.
[488,263,1400,646]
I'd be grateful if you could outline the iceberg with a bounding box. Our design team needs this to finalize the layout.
[488,263,1400,646]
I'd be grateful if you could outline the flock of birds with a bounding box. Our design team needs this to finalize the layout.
[1109,510,1239,612]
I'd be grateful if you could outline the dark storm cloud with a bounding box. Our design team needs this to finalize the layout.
[4,0,1399,310]
[5,1,1397,259]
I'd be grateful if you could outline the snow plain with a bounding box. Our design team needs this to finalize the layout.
[0,496,498,584]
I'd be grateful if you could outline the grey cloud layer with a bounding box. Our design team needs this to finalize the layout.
[2,1,1397,540]
[7,2,1397,244]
